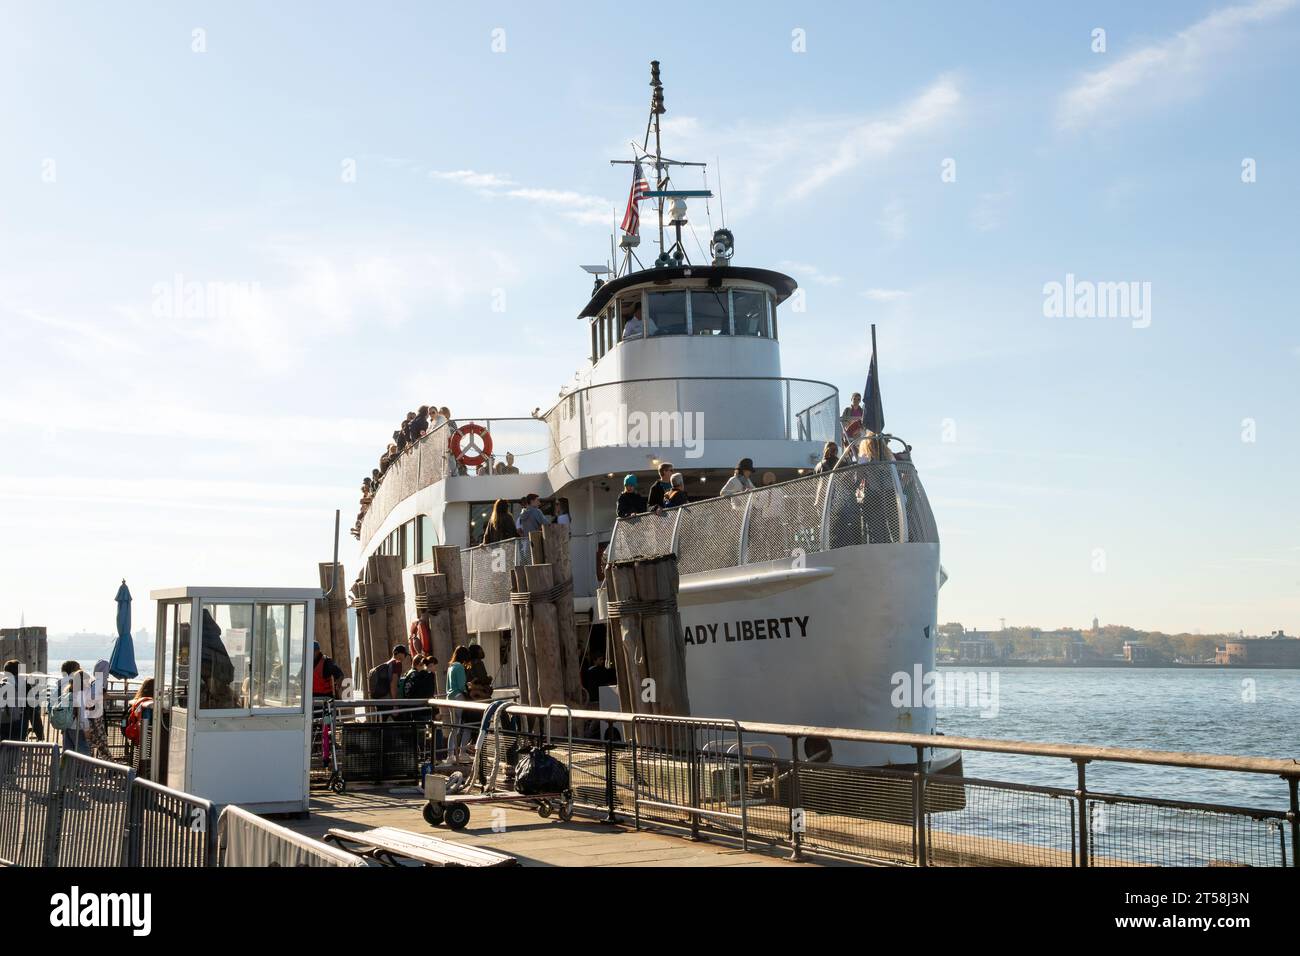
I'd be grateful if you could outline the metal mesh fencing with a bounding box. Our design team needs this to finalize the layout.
[826,466,902,547]
[609,512,678,563]
[338,717,429,784]
[629,716,749,846]
[745,477,826,563]
[1086,794,1290,867]
[674,496,747,575]
[128,778,215,867]
[926,777,1078,867]
[468,539,525,605]
[897,464,939,543]
[0,742,60,867]
[50,751,134,867]
[782,762,918,865]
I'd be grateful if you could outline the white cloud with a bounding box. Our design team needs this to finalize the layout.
[1057,0,1297,131]
[879,199,907,242]
[778,261,843,285]
[430,170,613,226]
[863,288,909,301]
[628,75,961,218]
[429,169,517,189]
[971,189,1012,232]
[794,77,962,199]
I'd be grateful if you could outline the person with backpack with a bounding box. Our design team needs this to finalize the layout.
[52,660,91,754]
[367,645,408,720]
[402,654,437,700]
[122,678,154,768]
[311,642,344,701]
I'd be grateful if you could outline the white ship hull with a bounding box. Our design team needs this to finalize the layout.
[606,542,941,768]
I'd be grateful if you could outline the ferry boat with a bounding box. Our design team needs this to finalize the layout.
[355,62,952,772]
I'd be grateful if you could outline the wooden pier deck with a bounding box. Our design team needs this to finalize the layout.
[290,786,817,867]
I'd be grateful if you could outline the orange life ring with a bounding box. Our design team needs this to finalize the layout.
[450,423,493,467]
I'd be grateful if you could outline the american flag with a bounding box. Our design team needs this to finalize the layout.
[620,161,650,236]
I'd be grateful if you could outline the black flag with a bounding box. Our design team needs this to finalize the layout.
[862,324,885,435]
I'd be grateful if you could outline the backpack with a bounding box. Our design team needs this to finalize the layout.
[367,662,392,699]
[49,688,76,731]
[398,669,419,699]
[123,699,151,744]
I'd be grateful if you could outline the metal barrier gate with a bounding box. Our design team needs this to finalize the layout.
[0,741,61,867]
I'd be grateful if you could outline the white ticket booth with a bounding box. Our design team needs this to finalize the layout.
[150,587,321,814]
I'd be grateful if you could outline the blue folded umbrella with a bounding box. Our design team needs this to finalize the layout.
[109,579,139,680]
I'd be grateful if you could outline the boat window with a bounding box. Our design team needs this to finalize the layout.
[402,519,416,568]
[647,291,687,336]
[691,290,730,335]
[597,315,606,356]
[590,321,597,362]
[608,309,619,347]
[468,501,494,544]
[733,290,770,338]
[418,515,433,562]
[618,296,645,341]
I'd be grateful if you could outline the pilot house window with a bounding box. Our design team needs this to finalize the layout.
[733,290,770,338]
[646,291,687,336]
[691,290,730,335]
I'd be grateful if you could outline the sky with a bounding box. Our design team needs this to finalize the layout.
[1,1,1297,638]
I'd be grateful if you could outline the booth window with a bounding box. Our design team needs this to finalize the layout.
[647,291,687,336]
[162,601,190,710]
[198,603,250,712]
[252,604,305,710]
[197,601,306,714]
[733,290,771,338]
[691,290,730,335]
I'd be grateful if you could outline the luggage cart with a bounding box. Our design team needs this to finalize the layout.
[423,704,574,830]
[310,699,346,794]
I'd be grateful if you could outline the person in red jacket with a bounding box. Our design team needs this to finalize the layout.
[311,642,344,700]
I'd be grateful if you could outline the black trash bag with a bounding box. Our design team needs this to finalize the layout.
[514,746,569,795]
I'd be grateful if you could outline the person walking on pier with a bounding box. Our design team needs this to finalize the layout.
[445,646,472,763]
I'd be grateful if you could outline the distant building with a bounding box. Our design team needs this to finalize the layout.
[1092,615,1100,631]
[1123,640,1153,663]
[1215,631,1300,666]
[958,629,1002,662]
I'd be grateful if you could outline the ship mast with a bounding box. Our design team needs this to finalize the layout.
[608,60,712,276]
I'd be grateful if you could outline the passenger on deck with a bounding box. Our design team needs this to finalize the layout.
[841,393,865,442]
[857,433,895,462]
[663,473,690,508]
[482,498,519,544]
[518,494,549,535]
[411,405,430,440]
[554,496,571,525]
[499,451,520,474]
[720,458,756,496]
[617,475,646,517]
[646,462,674,510]
[814,442,839,474]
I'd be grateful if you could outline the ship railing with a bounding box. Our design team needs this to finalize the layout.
[608,459,939,574]
[428,697,1300,868]
[360,416,552,544]
[459,530,603,611]
[540,375,840,467]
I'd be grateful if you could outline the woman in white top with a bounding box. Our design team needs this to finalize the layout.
[719,458,756,496]
[555,497,571,525]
